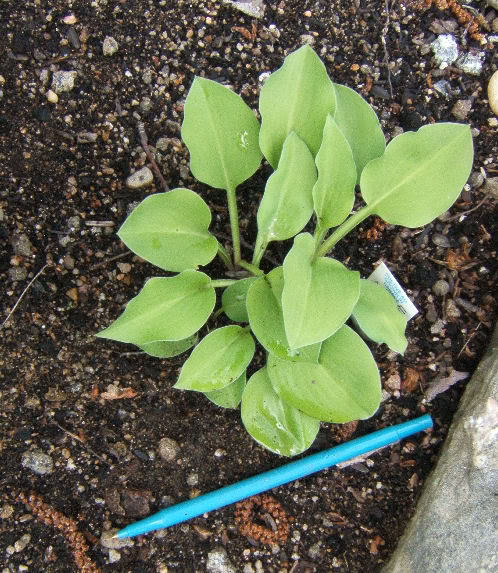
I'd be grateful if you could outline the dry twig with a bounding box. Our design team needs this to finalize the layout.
[1,264,50,331]
[137,121,169,191]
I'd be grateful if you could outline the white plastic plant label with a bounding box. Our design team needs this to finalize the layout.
[368,262,419,320]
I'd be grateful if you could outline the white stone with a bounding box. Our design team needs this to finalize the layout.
[100,529,134,549]
[63,13,77,25]
[488,70,498,116]
[103,36,119,56]
[51,71,77,94]
[126,166,154,189]
[221,0,265,19]
[431,35,458,68]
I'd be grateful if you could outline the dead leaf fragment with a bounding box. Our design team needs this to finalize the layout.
[369,535,385,554]
[424,369,469,401]
[402,367,421,393]
[100,385,138,400]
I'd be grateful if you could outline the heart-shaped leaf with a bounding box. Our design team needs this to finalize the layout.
[241,367,320,456]
[282,233,360,349]
[333,83,385,181]
[267,325,381,423]
[313,115,357,230]
[174,326,255,392]
[246,267,322,361]
[259,45,336,168]
[221,277,258,322]
[95,271,215,345]
[352,279,408,354]
[360,123,474,227]
[253,131,316,263]
[139,335,198,358]
[181,76,262,190]
[118,188,218,272]
[204,371,246,409]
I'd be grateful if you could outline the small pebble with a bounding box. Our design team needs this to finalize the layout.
[63,13,77,25]
[158,437,180,462]
[432,233,451,248]
[222,0,265,19]
[488,70,498,115]
[451,100,472,121]
[100,529,134,549]
[445,299,461,320]
[21,450,54,475]
[103,36,119,56]
[455,52,484,76]
[51,71,77,94]
[482,177,498,200]
[126,166,154,189]
[469,171,484,189]
[46,89,58,104]
[431,35,458,68]
[0,505,14,519]
[432,280,450,296]
[206,547,237,573]
[14,534,31,553]
[108,549,121,563]
[11,233,33,257]
[9,267,28,282]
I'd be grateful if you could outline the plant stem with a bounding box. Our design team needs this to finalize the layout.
[210,279,239,288]
[226,186,241,264]
[217,242,234,270]
[252,233,268,268]
[317,204,375,257]
[238,260,264,276]
[313,222,329,249]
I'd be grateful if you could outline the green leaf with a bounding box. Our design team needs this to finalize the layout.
[352,280,408,354]
[174,326,255,392]
[241,367,320,456]
[204,371,246,409]
[333,83,385,182]
[259,45,336,169]
[221,278,257,322]
[360,123,474,227]
[254,131,316,259]
[181,76,262,190]
[312,115,357,229]
[96,271,215,345]
[267,326,381,423]
[282,233,360,349]
[246,267,321,361]
[139,335,198,358]
[117,188,218,272]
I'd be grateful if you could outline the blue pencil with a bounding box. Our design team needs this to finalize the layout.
[115,414,432,538]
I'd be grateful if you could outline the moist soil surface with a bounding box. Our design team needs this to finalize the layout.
[1,1,497,572]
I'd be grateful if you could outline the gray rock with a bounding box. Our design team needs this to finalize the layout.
[433,80,452,98]
[483,177,498,200]
[455,52,484,76]
[431,233,451,248]
[158,437,180,462]
[431,35,458,68]
[486,0,498,9]
[51,71,77,94]
[9,267,28,282]
[221,0,265,19]
[206,547,237,573]
[469,171,484,189]
[103,36,119,56]
[126,166,154,189]
[451,99,472,121]
[12,233,33,257]
[383,326,498,573]
[432,280,450,296]
[21,450,54,475]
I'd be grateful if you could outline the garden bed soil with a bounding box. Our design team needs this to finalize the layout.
[1,1,497,572]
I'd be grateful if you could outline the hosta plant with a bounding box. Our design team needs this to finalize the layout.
[97,46,473,457]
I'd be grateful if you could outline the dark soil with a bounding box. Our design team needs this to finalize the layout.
[1,1,497,572]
